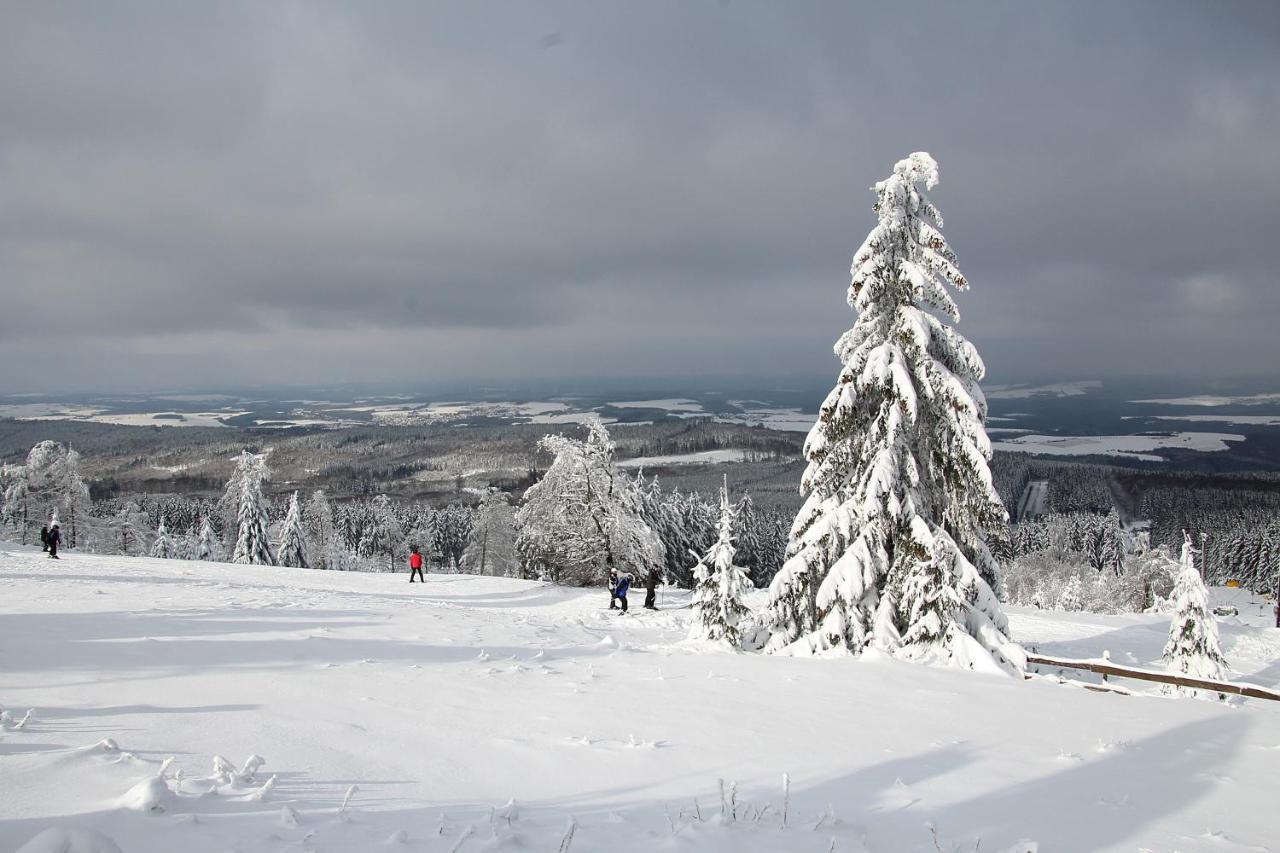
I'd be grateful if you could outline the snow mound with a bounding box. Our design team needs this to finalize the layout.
[16,827,123,853]
[118,775,176,815]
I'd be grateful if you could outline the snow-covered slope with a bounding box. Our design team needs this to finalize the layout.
[2,546,1278,852]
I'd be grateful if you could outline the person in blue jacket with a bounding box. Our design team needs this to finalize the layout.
[614,571,631,614]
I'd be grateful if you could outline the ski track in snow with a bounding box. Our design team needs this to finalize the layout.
[1,545,1278,852]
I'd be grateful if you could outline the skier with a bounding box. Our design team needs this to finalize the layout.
[47,524,61,559]
[643,567,660,610]
[408,546,425,583]
[40,525,50,552]
[614,571,631,614]
[607,569,620,610]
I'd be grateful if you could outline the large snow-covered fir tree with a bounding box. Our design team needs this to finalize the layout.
[228,451,275,566]
[1162,533,1228,698]
[276,491,309,568]
[516,419,662,585]
[763,152,1022,672]
[688,480,753,647]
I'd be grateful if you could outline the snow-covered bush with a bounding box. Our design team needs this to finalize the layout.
[998,545,1178,613]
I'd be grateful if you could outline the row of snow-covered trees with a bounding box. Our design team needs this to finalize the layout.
[0,435,788,587]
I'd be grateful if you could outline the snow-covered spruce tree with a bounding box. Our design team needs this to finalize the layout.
[463,490,519,576]
[228,451,275,566]
[194,516,225,562]
[689,480,753,646]
[516,418,662,586]
[763,152,1021,672]
[276,491,309,568]
[151,518,176,559]
[1162,533,1228,698]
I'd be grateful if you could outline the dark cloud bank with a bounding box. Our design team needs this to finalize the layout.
[1,1,1277,393]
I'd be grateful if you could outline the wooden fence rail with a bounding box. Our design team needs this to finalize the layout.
[1025,653,1280,702]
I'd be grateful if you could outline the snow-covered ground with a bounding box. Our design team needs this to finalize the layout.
[1132,393,1280,407]
[1128,414,1280,427]
[0,406,246,429]
[991,431,1246,461]
[986,381,1102,399]
[2,547,1278,853]
[617,450,752,468]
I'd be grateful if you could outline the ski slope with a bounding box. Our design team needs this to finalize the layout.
[2,546,1279,853]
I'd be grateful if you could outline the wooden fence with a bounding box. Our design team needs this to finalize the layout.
[1026,653,1280,701]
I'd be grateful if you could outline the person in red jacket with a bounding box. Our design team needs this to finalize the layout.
[409,546,425,583]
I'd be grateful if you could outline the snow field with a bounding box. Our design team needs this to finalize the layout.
[990,431,1245,461]
[2,546,1279,852]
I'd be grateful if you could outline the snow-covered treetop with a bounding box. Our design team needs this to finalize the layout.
[850,149,970,326]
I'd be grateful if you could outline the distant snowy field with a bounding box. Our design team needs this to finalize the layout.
[2,547,1279,853]
[991,431,1245,461]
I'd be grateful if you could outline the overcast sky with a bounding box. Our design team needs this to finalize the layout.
[2,1,1277,394]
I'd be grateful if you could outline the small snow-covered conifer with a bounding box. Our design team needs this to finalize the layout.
[229,452,275,566]
[1162,533,1227,698]
[151,518,176,559]
[689,479,753,646]
[762,152,1020,672]
[276,491,309,568]
[195,516,225,562]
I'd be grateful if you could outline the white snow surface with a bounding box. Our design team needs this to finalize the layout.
[0,407,243,428]
[2,546,1278,852]
[607,399,706,412]
[617,450,750,468]
[992,431,1245,461]
[1132,393,1280,407]
[1127,414,1280,426]
[985,381,1102,399]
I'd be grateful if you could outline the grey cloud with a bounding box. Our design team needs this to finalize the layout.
[1,1,1277,391]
